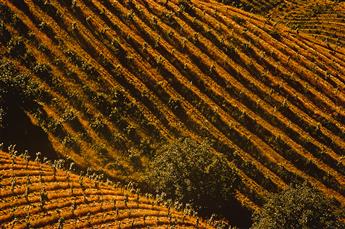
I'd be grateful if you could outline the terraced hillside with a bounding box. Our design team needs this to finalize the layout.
[0,0,344,221]
[270,0,345,47]
[0,150,212,228]
[219,0,345,47]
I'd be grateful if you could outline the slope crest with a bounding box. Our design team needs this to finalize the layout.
[0,149,213,228]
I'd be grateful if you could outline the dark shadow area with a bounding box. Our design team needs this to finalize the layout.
[138,181,253,228]
[0,98,60,161]
[195,195,253,229]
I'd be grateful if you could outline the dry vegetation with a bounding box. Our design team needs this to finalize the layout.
[0,0,344,226]
[0,149,213,228]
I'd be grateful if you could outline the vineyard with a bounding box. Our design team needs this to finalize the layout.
[216,0,284,14]
[270,0,345,47]
[219,0,345,47]
[0,149,212,228]
[0,0,344,227]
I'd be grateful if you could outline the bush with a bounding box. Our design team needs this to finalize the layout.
[251,182,344,229]
[145,138,240,212]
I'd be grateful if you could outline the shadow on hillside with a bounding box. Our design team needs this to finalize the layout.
[226,200,252,228]
[199,196,253,229]
[0,101,60,161]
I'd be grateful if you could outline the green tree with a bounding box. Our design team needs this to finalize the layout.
[251,182,344,229]
[145,138,240,212]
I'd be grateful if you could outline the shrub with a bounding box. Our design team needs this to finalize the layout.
[251,182,344,229]
[145,138,240,213]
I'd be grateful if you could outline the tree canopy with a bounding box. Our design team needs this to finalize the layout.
[145,138,240,213]
[251,182,344,229]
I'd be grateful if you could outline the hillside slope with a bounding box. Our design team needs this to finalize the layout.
[0,150,212,228]
[270,0,345,47]
[216,0,284,14]
[218,0,345,47]
[0,0,344,215]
